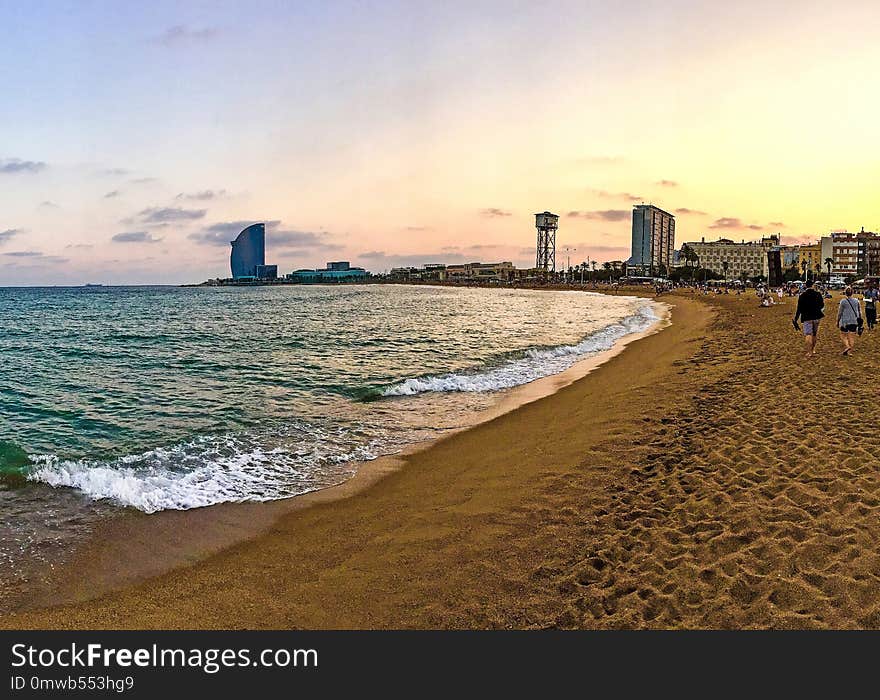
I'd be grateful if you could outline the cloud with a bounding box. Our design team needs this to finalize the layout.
[709,217,745,229]
[190,220,274,245]
[656,179,678,187]
[1,251,68,263]
[175,189,227,201]
[675,207,707,216]
[99,167,129,177]
[0,158,46,174]
[0,229,22,244]
[112,231,162,243]
[155,25,219,46]
[272,230,341,249]
[104,190,121,199]
[479,208,512,218]
[567,209,630,221]
[188,220,340,250]
[769,221,786,227]
[129,177,158,185]
[708,217,771,231]
[405,225,432,232]
[138,206,206,223]
[592,189,642,202]
[39,200,59,209]
[65,243,94,249]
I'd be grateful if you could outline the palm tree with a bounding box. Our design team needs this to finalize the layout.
[680,243,693,269]
[602,261,612,281]
[801,260,808,280]
[722,260,729,280]
[825,257,834,279]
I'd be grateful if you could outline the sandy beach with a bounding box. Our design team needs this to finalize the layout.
[5,289,880,629]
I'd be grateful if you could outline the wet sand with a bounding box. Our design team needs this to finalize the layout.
[5,290,880,629]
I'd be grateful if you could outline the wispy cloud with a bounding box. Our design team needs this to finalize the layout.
[479,207,512,218]
[188,220,340,250]
[155,25,219,47]
[769,221,786,228]
[709,217,765,230]
[273,230,341,249]
[591,189,641,202]
[112,231,162,243]
[129,177,158,185]
[138,207,206,224]
[99,167,129,177]
[0,158,46,174]
[675,207,707,216]
[0,229,22,244]
[65,243,94,250]
[655,179,678,187]
[710,217,745,229]
[175,189,227,201]
[39,200,59,209]
[1,250,68,263]
[567,209,629,222]
[104,190,121,199]
[190,220,274,245]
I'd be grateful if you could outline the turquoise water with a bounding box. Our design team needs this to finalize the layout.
[1,284,655,508]
[0,284,655,602]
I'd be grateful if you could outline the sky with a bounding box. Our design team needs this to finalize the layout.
[2,0,880,285]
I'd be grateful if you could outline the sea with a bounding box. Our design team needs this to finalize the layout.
[0,284,657,605]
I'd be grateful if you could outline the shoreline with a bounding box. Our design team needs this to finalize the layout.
[9,294,671,614]
[1,292,718,629]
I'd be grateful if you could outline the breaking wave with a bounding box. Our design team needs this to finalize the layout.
[26,424,385,513]
[382,302,658,396]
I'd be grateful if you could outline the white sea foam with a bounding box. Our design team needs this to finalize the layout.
[27,429,382,513]
[382,302,659,396]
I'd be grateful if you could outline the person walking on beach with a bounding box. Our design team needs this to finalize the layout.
[793,279,825,358]
[864,282,878,330]
[837,286,863,356]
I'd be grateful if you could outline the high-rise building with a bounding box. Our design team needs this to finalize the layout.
[230,223,266,278]
[630,205,675,276]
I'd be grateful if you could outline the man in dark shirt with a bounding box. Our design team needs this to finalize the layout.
[864,282,878,330]
[792,280,825,358]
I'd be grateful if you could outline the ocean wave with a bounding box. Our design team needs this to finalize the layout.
[26,426,383,513]
[382,302,658,396]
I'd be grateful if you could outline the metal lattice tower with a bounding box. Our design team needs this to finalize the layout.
[535,211,559,275]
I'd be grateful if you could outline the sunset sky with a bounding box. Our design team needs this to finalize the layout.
[2,0,880,285]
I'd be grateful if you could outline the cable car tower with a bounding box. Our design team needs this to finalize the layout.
[535,211,558,276]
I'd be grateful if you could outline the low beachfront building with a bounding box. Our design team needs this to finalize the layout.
[686,234,779,280]
[287,261,367,282]
[445,261,515,282]
[798,242,823,278]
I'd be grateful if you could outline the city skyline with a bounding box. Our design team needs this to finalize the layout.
[3,1,880,285]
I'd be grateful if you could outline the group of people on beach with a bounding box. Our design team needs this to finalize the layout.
[793,280,879,357]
